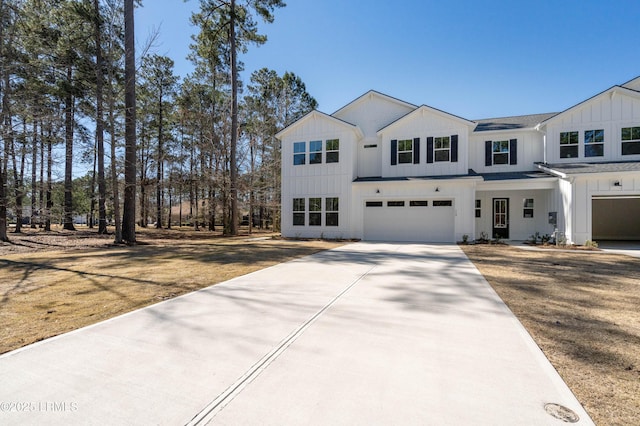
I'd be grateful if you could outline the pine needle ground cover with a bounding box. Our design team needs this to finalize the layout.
[0,227,344,354]
[461,244,640,426]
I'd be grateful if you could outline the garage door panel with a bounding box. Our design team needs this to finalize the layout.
[363,201,454,243]
[592,197,640,240]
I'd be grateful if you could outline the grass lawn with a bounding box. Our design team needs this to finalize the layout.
[0,226,344,354]
[461,244,640,426]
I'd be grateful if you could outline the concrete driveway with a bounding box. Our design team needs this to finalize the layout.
[0,242,593,425]
[598,241,640,258]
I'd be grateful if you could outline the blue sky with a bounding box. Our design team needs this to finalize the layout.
[136,0,640,120]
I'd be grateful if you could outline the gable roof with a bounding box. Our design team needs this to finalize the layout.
[331,90,417,117]
[539,85,640,127]
[474,113,557,132]
[275,110,364,140]
[621,75,640,92]
[376,104,476,135]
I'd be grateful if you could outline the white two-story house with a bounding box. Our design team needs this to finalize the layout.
[277,76,640,244]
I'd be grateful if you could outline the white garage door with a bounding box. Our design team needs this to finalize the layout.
[592,196,640,240]
[363,200,455,242]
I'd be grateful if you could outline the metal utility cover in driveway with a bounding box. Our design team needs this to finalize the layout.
[0,243,593,425]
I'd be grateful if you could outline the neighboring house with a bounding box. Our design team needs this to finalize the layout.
[277,76,640,244]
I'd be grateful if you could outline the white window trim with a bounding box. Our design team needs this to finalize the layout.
[434,136,450,162]
[397,139,413,164]
[326,139,339,163]
[492,140,510,165]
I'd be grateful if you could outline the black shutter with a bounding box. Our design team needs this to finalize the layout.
[451,135,458,162]
[391,139,397,165]
[485,141,492,166]
[427,137,434,163]
[413,137,420,164]
[510,139,518,165]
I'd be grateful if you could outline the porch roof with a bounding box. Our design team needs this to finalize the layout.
[353,173,482,183]
[537,161,640,176]
[476,170,556,181]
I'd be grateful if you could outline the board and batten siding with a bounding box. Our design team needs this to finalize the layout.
[468,130,544,173]
[474,189,554,241]
[561,173,640,244]
[280,115,359,239]
[332,91,415,139]
[332,91,416,179]
[544,90,640,163]
[351,178,477,242]
[378,108,471,178]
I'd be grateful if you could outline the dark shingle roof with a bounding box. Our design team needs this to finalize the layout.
[353,173,481,183]
[474,113,558,132]
[538,161,640,175]
[477,171,556,181]
[354,170,557,182]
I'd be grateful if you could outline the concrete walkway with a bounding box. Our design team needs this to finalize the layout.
[507,239,640,258]
[0,243,593,425]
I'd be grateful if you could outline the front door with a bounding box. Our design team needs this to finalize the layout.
[493,198,509,239]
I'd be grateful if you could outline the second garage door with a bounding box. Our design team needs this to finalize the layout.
[592,196,640,240]
[363,199,455,242]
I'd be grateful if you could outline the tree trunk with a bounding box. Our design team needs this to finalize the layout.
[89,139,96,228]
[156,88,163,228]
[0,152,7,240]
[208,154,215,231]
[249,135,255,234]
[95,0,107,234]
[63,62,76,231]
[229,0,239,235]
[167,173,171,228]
[44,124,52,232]
[122,0,136,243]
[31,120,37,228]
[109,103,122,242]
[10,123,22,233]
[39,122,44,227]
[0,0,8,242]
[17,124,26,230]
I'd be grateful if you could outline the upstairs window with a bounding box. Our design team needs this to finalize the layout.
[325,197,339,226]
[326,139,339,163]
[621,126,640,155]
[485,139,517,166]
[398,139,413,163]
[584,129,604,157]
[309,140,322,164]
[293,142,306,165]
[492,140,509,165]
[309,197,322,226]
[560,131,578,158]
[434,136,450,162]
[428,135,457,163]
[391,138,420,165]
[293,198,305,226]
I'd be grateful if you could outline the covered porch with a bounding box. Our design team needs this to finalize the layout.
[474,172,558,241]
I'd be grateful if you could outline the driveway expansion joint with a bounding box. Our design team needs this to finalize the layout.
[186,261,381,426]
